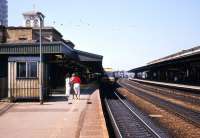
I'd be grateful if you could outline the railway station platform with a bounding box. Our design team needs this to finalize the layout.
[133,78,200,91]
[0,84,108,138]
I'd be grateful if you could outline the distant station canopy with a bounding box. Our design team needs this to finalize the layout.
[23,10,45,27]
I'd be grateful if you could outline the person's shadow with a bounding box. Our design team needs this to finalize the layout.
[47,87,97,102]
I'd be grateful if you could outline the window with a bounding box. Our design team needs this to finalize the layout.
[33,19,39,27]
[28,62,37,78]
[17,62,26,78]
[18,37,27,41]
[26,19,31,27]
[17,62,38,78]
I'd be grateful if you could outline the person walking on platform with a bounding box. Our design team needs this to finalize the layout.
[65,74,71,101]
[71,73,81,100]
[70,73,75,99]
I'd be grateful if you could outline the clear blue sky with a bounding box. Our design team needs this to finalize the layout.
[8,0,200,70]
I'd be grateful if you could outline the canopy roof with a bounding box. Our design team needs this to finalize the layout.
[74,50,103,62]
[130,46,200,72]
[148,46,200,65]
[0,41,103,62]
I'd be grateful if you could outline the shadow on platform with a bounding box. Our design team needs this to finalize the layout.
[47,87,97,102]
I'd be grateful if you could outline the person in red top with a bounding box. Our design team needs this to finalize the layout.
[70,73,81,100]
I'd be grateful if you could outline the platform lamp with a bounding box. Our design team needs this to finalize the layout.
[36,12,45,105]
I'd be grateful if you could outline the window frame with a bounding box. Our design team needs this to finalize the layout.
[16,61,38,79]
[16,62,26,78]
[27,62,37,78]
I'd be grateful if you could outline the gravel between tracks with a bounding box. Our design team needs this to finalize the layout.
[130,85,200,113]
[127,80,200,112]
[116,87,200,138]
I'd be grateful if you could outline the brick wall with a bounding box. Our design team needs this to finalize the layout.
[6,28,33,43]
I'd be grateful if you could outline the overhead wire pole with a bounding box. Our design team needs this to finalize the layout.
[37,12,44,105]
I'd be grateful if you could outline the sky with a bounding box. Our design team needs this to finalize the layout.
[8,0,200,70]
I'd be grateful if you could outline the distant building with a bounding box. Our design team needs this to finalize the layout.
[0,0,8,26]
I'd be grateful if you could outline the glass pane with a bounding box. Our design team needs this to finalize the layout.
[28,62,37,78]
[17,62,26,78]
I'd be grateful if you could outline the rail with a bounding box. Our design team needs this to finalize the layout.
[119,79,200,128]
[104,87,164,138]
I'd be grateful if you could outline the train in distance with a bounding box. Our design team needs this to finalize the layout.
[103,70,135,81]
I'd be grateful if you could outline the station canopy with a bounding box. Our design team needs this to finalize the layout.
[0,41,103,72]
[130,46,200,72]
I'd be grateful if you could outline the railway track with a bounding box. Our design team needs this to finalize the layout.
[119,79,200,128]
[128,79,200,106]
[104,87,169,138]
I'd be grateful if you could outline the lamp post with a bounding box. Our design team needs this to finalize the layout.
[37,12,44,105]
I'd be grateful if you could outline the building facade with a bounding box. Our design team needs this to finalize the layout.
[0,11,103,101]
[0,0,8,26]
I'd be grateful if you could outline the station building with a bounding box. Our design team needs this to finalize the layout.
[0,11,103,100]
[130,46,200,85]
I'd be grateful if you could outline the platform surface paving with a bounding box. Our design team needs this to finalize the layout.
[0,86,108,138]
